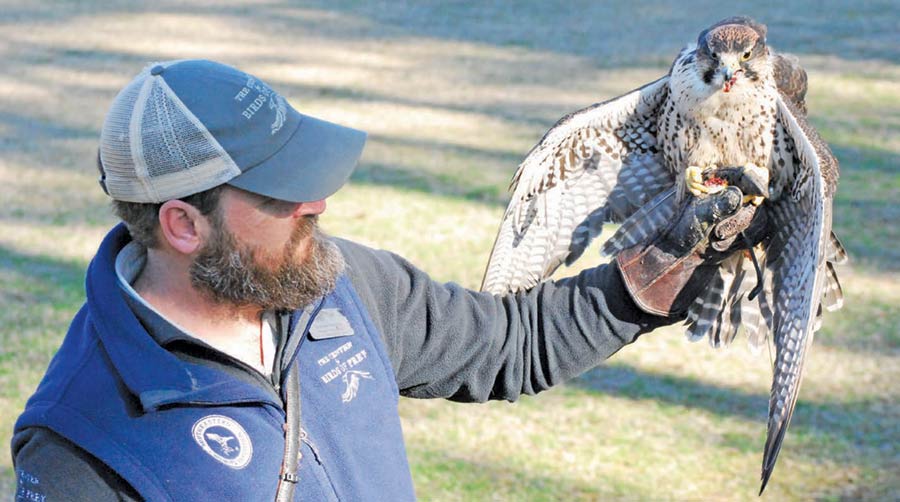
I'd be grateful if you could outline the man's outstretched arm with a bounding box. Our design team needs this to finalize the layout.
[338,239,671,402]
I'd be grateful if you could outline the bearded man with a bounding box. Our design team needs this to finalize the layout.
[11,60,746,501]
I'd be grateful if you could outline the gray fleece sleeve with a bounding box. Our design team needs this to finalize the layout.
[12,427,142,501]
[335,238,673,402]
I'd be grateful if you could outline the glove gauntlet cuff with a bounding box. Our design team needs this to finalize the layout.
[616,242,716,317]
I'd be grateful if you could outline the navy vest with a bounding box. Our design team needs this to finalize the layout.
[15,225,416,501]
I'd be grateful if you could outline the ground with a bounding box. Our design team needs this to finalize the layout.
[1,1,897,500]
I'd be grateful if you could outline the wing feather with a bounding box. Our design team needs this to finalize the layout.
[758,94,840,493]
[482,77,674,294]
[772,52,809,115]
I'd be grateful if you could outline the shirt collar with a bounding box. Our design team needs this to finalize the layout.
[115,240,193,346]
[87,224,281,412]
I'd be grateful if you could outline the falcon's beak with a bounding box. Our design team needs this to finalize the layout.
[719,60,743,92]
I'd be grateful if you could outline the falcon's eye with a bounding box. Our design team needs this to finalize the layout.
[741,51,752,61]
[710,51,718,60]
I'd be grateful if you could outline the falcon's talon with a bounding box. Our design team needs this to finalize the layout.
[744,195,765,206]
[686,165,710,196]
[741,163,770,199]
[687,165,704,182]
[744,162,767,177]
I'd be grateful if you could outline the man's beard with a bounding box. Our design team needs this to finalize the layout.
[189,213,345,312]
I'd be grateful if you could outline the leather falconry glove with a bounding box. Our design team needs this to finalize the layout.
[616,166,770,317]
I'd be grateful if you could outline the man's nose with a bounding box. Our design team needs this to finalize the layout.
[293,198,326,217]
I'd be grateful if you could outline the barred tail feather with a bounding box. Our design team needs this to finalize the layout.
[685,260,733,342]
[813,303,824,332]
[708,256,742,347]
[827,231,848,265]
[822,262,843,312]
[686,251,779,350]
[740,297,765,351]
[748,269,777,351]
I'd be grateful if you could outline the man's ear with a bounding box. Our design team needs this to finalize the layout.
[158,200,208,255]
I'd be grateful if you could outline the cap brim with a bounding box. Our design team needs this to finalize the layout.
[227,115,366,203]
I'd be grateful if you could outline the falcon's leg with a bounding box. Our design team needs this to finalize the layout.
[741,163,769,206]
[687,163,770,205]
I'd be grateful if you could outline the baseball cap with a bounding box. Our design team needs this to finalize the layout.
[98,59,367,203]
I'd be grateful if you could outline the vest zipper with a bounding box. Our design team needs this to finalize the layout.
[299,426,341,501]
[299,427,324,464]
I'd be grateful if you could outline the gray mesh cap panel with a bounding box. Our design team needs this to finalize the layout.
[140,82,223,178]
[98,71,145,200]
[99,61,240,203]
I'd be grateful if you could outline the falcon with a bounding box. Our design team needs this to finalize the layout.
[480,16,846,493]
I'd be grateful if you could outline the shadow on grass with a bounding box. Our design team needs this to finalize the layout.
[351,160,508,206]
[829,143,900,272]
[280,1,900,64]
[0,111,97,149]
[830,143,900,176]
[5,2,899,64]
[266,80,562,133]
[349,132,526,206]
[0,244,86,306]
[409,447,650,499]
[571,363,898,461]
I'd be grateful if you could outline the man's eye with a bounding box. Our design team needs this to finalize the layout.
[263,199,297,216]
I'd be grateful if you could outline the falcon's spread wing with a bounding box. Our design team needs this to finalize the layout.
[756,94,841,493]
[772,52,809,115]
[481,77,675,294]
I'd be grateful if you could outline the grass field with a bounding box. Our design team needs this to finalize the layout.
[1,1,898,500]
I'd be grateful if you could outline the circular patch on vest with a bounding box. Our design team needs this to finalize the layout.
[191,415,253,469]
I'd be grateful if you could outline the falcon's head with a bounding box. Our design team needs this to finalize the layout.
[695,16,770,93]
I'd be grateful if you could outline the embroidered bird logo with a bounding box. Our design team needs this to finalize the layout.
[341,370,373,403]
[205,433,238,455]
[269,95,287,135]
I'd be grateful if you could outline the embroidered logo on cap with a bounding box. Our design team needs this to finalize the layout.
[233,76,287,135]
[192,415,253,469]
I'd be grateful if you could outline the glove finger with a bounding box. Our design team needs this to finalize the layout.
[699,186,743,224]
[714,204,758,241]
[713,166,770,198]
[712,204,770,253]
[664,187,742,255]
